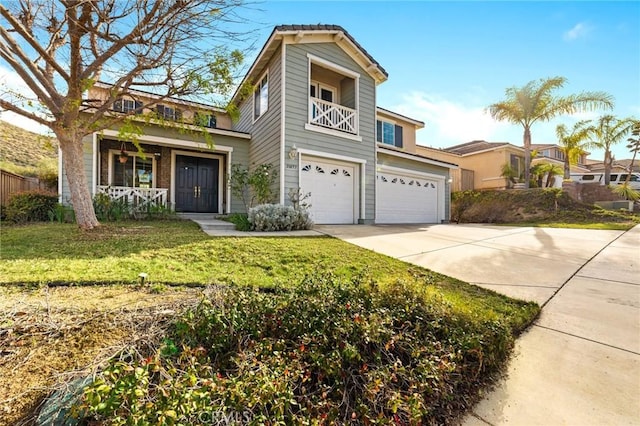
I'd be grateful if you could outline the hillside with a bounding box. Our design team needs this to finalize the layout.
[0,120,58,169]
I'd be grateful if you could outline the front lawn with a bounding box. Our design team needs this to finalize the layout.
[0,220,539,425]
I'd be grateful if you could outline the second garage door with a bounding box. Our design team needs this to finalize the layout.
[376,170,440,223]
[300,158,357,224]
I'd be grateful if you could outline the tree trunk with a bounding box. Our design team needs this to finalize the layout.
[57,132,100,230]
[564,157,570,180]
[625,151,637,185]
[523,126,531,189]
[604,150,612,185]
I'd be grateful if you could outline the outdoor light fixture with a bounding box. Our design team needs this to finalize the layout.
[288,144,298,160]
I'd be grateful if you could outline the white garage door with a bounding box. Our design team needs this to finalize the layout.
[300,158,356,224]
[376,170,440,223]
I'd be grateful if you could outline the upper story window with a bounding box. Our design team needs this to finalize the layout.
[194,112,217,128]
[310,81,336,103]
[156,104,182,121]
[376,120,403,148]
[113,98,143,114]
[253,72,268,120]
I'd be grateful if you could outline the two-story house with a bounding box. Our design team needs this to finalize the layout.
[60,25,457,224]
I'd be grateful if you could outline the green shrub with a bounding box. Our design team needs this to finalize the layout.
[249,203,313,231]
[4,190,58,223]
[47,203,75,223]
[93,192,130,221]
[224,212,251,231]
[79,273,514,424]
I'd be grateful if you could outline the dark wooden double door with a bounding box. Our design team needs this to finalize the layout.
[175,155,219,213]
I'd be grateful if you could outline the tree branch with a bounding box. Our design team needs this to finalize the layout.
[0,4,70,81]
[0,99,51,127]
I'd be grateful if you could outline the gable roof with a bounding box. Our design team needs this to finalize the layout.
[231,24,388,104]
[444,140,523,156]
[376,107,425,128]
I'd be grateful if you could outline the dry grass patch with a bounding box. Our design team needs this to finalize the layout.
[0,285,203,426]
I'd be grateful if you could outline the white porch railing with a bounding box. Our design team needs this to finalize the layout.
[309,98,358,134]
[97,186,168,210]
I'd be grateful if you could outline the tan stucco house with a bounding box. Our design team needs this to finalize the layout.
[60,25,458,224]
[417,140,525,191]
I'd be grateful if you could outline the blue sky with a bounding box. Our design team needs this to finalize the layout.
[1,1,638,161]
[239,0,640,161]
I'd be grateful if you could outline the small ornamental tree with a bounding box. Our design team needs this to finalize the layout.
[0,1,249,229]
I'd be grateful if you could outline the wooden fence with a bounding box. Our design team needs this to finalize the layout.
[0,169,55,206]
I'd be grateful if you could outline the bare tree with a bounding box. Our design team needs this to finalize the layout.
[0,0,250,229]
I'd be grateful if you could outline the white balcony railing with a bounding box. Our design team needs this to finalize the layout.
[309,98,358,134]
[97,186,168,210]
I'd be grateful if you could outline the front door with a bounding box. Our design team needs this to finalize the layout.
[175,155,219,212]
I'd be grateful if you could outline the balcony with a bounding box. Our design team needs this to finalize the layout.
[309,98,358,135]
[97,186,168,210]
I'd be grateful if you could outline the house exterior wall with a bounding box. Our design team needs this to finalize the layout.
[233,46,283,202]
[376,152,451,218]
[376,110,419,153]
[283,42,377,221]
[416,146,526,191]
[87,86,233,131]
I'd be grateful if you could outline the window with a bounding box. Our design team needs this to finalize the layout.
[194,112,216,128]
[310,82,335,103]
[156,104,182,121]
[254,73,268,120]
[112,153,154,188]
[113,98,143,114]
[510,154,525,178]
[376,120,403,148]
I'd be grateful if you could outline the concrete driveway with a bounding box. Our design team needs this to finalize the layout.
[316,223,640,425]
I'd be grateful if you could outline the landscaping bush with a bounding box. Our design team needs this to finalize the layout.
[249,203,313,231]
[93,192,130,221]
[223,212,251,231]
[79,272,515,424]
[4,190,58,223]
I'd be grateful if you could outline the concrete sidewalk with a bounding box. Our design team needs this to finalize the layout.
[316,224,640,425]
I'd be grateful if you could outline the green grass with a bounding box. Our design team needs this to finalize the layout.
[1,220,541,424]
[0,220,539,332]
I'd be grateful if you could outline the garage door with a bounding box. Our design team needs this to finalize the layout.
[376,170,439,223]
[300,158,356,224]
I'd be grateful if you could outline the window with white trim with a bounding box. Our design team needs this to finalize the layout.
[113,98,143,114]
[376,120,403,148]
[112,153,154,188]
[156,104,182,121]
[254,72,268,120]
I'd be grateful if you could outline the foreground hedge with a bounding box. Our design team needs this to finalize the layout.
[80,273,518,424]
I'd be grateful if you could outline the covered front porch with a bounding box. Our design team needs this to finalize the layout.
[90,129,250,214]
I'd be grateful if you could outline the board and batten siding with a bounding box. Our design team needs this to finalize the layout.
[376,152,451,220]
[283,42,377,222]
[60,135,95,204]
[233,46,283,201]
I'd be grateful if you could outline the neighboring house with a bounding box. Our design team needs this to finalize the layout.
[416,140,525,191]
[530,143,591,173]
[60,24,457,224]
[586,159,640,174]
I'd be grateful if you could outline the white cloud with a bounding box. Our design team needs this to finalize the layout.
[563,22,592,41]
[391,91,511,147]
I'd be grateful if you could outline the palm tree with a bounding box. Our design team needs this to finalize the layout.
[624,120,640,185]
[584,115,634,184]
[556,120,590,179]
[487,76,614,188]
